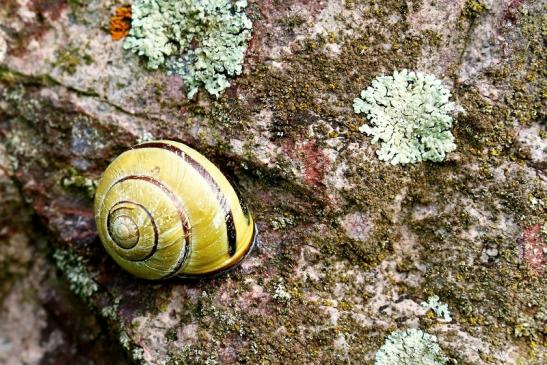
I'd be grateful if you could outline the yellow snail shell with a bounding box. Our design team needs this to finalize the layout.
[94,140,257,279]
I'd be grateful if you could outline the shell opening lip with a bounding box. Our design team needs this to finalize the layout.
[175,223,259,280]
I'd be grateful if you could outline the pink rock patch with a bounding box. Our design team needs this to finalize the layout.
[31,0,67,21]
[341,212,371,242]
[283,140,331,188]
[502,0,526,23]
[518,224,546,275]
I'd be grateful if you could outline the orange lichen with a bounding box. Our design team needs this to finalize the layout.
[110,6,132,41]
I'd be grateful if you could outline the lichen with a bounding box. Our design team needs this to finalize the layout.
[375,329,449,365]
[0,30,7,63]
[124,0,252,98]
[272,278,292,303]
[101,296,121,321]
[60,167,98,199]
[514,306,547,342]
[353,69,457,165]
[119,330,147,363]
[53,249,98,300]
[421,295,452,322]
[110,6,132,41]
[204,357,219,365]
[271,213,297,231]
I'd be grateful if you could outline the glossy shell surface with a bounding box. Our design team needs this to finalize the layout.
[94,140,256,280]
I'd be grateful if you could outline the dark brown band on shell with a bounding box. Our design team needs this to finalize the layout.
[135,142,238,257]
[105,176,191,276]
[178,223,258,279]
[224,174,251,224]
[225,213,237,256]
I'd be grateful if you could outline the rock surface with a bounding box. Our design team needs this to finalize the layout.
[0,0,545,364]
[0,143,129,365]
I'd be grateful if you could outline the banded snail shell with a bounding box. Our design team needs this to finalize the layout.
[94,140,257,280]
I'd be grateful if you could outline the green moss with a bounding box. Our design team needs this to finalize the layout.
[270,212,297,231]
[54,47,93,75]
[463,0,487,19]
[493,6,546,126]
[404,164,547,344]
[278,15,306,30]
[66,0,85,9]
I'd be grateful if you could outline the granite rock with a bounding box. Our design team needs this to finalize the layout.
[0,0,545,364]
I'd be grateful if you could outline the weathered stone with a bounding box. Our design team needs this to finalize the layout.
[0,0,545,364]
[0,141,129,364]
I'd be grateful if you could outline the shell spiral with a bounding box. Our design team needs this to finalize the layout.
[94,140,257,280]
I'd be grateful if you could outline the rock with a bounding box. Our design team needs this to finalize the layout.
[0,142,129,364]
[0,0,545,364]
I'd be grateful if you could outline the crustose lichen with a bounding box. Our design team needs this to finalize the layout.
[110,6,132,41]
[353,69,457,165]
[375,328,449,365]
[421,295,452,322]
[53,249,98,300]
[123,0,252,99]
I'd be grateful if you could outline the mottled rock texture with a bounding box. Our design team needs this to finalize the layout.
[0,0,545,364]
[0,143,129,365]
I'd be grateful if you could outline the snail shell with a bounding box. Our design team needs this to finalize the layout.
[94,140,257,279]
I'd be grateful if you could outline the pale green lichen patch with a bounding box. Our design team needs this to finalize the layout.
[60,167,98,199]
[119,330,146,363]
[421,295,452,322]
[375,329,449,365]
[53,249,98,300]
[353,69,457,165]
[271,278,292,303]
[124,0,252,98]
[0,30,7,63]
